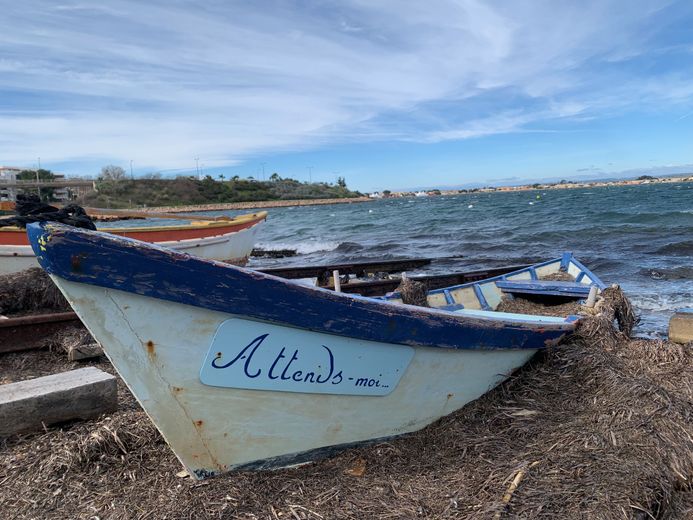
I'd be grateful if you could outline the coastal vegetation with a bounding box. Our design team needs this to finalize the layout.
[83,168,362,208]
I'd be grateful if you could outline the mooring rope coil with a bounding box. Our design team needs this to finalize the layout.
[0,194,96,230]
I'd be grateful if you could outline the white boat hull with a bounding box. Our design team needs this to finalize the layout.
[0,221,262,275]
[53,277,537,478]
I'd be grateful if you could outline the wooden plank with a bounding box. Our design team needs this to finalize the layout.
[0,367,117,436]
[259,257,438,281]
[82,206,234,222]
[331,265,531,296]
[496,280,592,298]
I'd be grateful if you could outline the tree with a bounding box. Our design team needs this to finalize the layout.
[100,165,127,181]
[18,169,57,201]
[18,168,55,182]
[382,190,391,197]
[337,176,347,188]
[270,172,281,182]
[219,174,226,182]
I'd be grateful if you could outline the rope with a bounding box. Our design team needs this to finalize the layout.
[0,194,96,230]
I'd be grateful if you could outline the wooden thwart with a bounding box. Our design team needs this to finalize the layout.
[496,280,592,298]
[0,367,117,436]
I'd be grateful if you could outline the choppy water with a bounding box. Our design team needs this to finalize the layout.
[123,182,692,337]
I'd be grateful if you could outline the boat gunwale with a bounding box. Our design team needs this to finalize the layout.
[28,222,578,351]
[0,210,267,234]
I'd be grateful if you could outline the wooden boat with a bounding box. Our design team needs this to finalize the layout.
[0,211,266,275]
[0,201,14,216]
[27,222,605,479]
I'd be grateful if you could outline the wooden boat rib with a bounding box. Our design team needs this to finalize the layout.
[0,210,266,275]
[27,222,604,479]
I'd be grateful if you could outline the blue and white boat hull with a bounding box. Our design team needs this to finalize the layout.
[27,223,584,478]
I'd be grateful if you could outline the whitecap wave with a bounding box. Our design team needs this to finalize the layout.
[632,294,691,314]
[255,240,340,255]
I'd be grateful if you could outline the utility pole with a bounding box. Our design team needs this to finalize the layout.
[195,157,200,180]
[307,166,313,183]
[36,157,41,198]
[130,160,134,179]
[261,162,266,181]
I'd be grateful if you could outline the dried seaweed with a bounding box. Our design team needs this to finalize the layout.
[540,271,575,282]
[395,277,429,307]
[0,292,691,519]
[0,268,70,315]
[496,297,584,317]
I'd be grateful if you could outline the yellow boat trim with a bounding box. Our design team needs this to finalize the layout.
[0,210,267,234]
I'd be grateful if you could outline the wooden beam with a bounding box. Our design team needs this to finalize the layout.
[328,265,531,297]
[82,206,233,222]
[259,258,438,281]
[0,367,117,436]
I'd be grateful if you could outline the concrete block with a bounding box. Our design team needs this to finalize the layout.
[0,367,117,436]
[669,308,693,344]
[67,342,104,361]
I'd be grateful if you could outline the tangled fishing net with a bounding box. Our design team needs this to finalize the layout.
[0,193,95,230]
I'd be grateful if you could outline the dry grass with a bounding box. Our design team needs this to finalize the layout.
[1,293,692,519]
[0,268,69,315]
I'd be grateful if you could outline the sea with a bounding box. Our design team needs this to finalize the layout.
[128,182,691,337]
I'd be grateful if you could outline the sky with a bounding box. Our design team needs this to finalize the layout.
[1,1,693,192]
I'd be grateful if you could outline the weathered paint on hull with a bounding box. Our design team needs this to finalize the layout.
[53,277,537,479]
[0,220,263,275]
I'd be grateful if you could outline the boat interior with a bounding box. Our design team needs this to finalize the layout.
[382,252,606,320]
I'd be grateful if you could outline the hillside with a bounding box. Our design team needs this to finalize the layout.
[82,176,362,208]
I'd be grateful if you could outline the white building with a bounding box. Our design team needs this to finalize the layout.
[0,167,73,202]
[0,166,21,201]
[52,174,70,202]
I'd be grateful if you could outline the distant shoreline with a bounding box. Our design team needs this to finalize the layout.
[143,196,373,213]
[377,174,693,198]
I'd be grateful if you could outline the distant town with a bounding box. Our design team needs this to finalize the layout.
[367,174,693,199]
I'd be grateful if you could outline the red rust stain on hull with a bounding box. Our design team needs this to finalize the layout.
[145,340,155,358]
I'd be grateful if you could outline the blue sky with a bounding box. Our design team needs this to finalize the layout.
[2,1,693,191]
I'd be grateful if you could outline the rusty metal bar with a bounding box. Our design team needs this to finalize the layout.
[0,311,80,354]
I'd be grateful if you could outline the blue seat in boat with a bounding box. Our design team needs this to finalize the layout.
[495,280,593,298]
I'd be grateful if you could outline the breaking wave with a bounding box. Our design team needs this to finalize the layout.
[254,240,340,255]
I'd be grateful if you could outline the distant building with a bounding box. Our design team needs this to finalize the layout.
[0,167,74,202]
[52,174,70,202]
[0,166,21,201]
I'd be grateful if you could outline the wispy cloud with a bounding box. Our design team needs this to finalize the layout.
[0,0,692,173]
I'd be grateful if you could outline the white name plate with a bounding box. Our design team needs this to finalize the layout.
[200,319,414,396]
